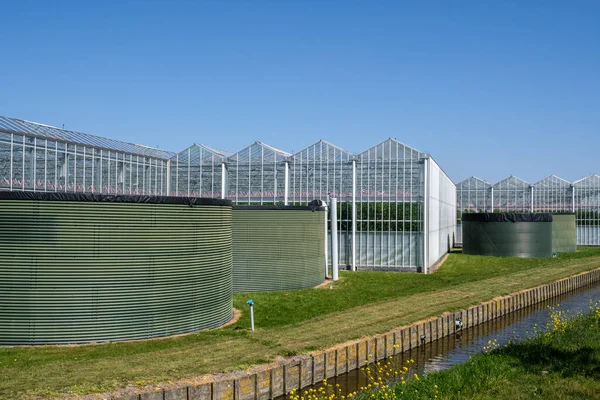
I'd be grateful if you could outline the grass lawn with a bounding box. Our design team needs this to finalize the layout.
[1,248,600,399]
[359,303,600,399]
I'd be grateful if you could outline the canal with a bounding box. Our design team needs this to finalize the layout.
[280,281,600,399]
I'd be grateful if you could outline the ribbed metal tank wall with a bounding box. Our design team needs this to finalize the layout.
[232,205,326,292]
[462,213,553,258]
[552,214,577,253]
[0,192,233,345]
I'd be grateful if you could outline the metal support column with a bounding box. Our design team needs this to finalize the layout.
[284,161,289,205]
[166,159,171,195]
[423,158,429,274]
[351,159,357,271]
[530,186,534,212]
[221,162,227,199]
[490,187,494,213]
[330,197,339,281]
[323,200,329,278]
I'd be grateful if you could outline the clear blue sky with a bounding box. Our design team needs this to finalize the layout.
[1,1,598,184]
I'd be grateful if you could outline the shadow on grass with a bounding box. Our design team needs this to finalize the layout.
[500,343,600,377]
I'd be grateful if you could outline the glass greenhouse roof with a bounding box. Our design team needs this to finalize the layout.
[533,175,572,189]
[357,138,425,161]
[0,115,434,165]
[492,175,530,190]
[291,140,353,162]
[200,144,233,158]
[228,141,291,163]
[573,174,600,189]
[170,144,233,160]
[456,176,492,189]
[0,116,174,159]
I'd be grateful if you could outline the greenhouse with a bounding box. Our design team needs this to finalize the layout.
[574,175,600,245]
[168,144,231,198]
[0,117,172,195]
[456,174,600,246]
[0,115,456,272]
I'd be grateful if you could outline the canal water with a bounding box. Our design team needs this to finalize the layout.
[280,281,600,399]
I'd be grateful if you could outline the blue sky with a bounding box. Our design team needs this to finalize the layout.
[1,1,598,183]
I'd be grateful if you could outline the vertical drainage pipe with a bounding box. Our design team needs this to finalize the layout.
[423,158,429,274]
[324,200,329,278]
[530,186,534,213]
[330,197,339,281]
[166,159,171,195]
[351,159,357,271]
[221,162,227,199]
[284,161,289,205]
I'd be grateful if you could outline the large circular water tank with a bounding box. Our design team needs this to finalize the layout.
[0,192,233,345]
[232,204,326,292]
[462,213,553,258]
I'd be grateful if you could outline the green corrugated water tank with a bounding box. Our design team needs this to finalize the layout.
[232,204,326,292]
[462,213,553,258]
[552,213,577,253]
[0,192,233,345]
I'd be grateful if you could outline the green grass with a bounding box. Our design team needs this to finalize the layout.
[366,306,600,399]
[233,248,599,329]
[1,248,600,399]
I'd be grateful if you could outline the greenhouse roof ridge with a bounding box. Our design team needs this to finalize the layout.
[200,144,234,157]
[493,175,531,185]
[288,139,354,161]
[455,176,492,186]
[192,143,233,157]
[457,174,600,189]
[0,115,175,159]
[226,141,292,162]
[472,176,492,184]
[315,139,353,154]
[533,175,572,186]
[8,116,598,184]
[169,144,233,159]
[357,138,426,160]
[573,174,600,186]
[253,141,292,157]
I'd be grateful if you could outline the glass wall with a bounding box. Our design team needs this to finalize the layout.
[456,174,600,246]
[289,140,354,267]
[493,176,531,212]
[427,158,456,271]
[456,177,492,214]
[169,144,229,197]
[0,131,168,195]
[574,175,600,245]
[355,139,425,269]
[1,115,459,271]
[225,142,289,204]
[289,140,353,203]
[532,175,572,213]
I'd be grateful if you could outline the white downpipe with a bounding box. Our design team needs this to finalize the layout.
[423,158,429,274]
[221,162,227,199]
[284,161,289,205]
[323,201,329,278]
[490,187,494,213]
[330,197,339,281]
[166,159,171,196]
[351,160,357,271]
[530,187,534,212]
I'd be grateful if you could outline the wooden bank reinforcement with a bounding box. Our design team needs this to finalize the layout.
[104,268,600,400]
